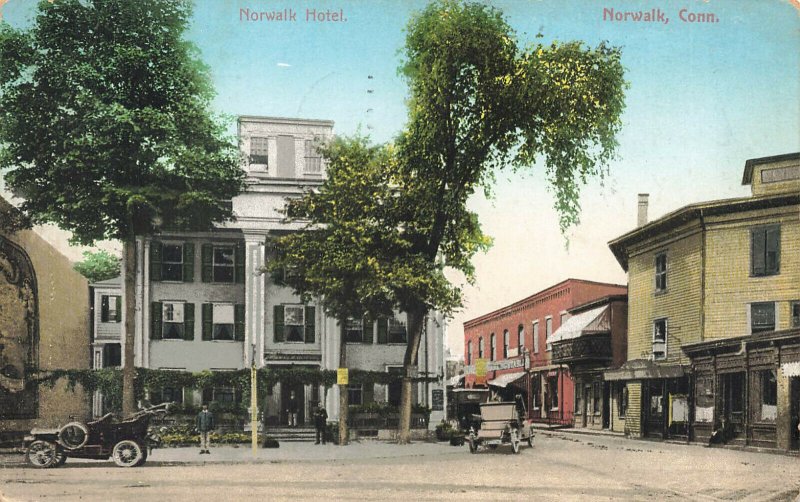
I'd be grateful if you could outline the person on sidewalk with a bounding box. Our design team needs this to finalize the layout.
[313,401,328,445]
[196,404,215,454]
[287,390,298,427]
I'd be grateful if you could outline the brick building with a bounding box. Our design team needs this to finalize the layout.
[463,279,627,425]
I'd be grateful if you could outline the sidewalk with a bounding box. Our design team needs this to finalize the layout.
[0,440,460,468]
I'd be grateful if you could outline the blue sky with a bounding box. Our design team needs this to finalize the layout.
[3,0,799,352]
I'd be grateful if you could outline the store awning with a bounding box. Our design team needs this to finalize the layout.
[549,305,610,343]
[782,361,800,377]
[487,372,526,388]
[604,359,685,381]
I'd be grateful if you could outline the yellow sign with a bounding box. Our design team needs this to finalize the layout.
[337,368,349,385]
[475,359,487,384]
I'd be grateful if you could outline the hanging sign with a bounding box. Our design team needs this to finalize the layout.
[337,368,349,385]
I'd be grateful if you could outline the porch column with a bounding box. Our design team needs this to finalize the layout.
[244,234,267,368]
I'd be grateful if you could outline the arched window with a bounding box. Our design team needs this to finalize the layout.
[503,330,509,359]
[467,341,472,365]
[490,333,496,361]
[478,337,484,359]
[518,324,524,351]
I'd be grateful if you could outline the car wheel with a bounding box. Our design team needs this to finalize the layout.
[112,440,144,467]
[58,422,89,450]
[25,440,58,468]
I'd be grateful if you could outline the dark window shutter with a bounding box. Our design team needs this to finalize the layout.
[150,241,162,281]
[304,306,315,343]
[363,317,374,344]
[150,302,163,340]
[274,306,285,342]
[235,241,245,284]
[234,304,245,341]
[377,317,388,344]
[101,295,109,322]
[183,243,195,283]
[201,244,213,282]
[115,296,122,322]
[766,226,780,274]
[202,303,213,341]
[184,303,195,341]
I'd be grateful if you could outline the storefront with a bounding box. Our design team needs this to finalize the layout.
[683,328,800,451]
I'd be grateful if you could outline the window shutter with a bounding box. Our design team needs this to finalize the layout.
[184,303,195,341]
[202,303,213,341]
[377,317,388,344]
[201,244,213,282]
[234,304,245,341]
[304,306,315,343]
[115,296,122,322]
[766,226,780,274]
[149,241,162,281]
[363,317,374,344]
[274,306,285,342]
[235,241,245,284]
[150,302,162,340]
[101,295,109,322]
[183,243,195,283]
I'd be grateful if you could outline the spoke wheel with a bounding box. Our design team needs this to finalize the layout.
[26,440,58,468]
[112,440,144,468]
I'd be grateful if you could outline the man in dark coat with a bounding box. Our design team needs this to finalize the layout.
[313,401,328,445]
[196,404,215,454]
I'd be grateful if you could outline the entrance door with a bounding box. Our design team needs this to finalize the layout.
[791,377,799,450]
[644,380,665,438]
[281,381,305,426]
[602,382,611,429]
[719,372,745,441]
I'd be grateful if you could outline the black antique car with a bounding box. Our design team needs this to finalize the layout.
[24,403,169,468]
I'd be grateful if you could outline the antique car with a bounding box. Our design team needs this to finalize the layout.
[467,398,534,454]
[24,403,169,468]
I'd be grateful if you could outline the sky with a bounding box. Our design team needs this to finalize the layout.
[2,0,799,357]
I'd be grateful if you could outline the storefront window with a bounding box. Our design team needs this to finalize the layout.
[759,370,777,421]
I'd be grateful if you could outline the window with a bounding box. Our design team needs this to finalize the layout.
[213,246,235,283]
[720,372,744,417]
[202,386,240,405]
[466,341,472,365]
[575,386,583,416]
[592,382,602,414]
[163,302,186,340]
[152,386,183,405]
[545,317,553,351]
[751,302,775,333]
[517,325,524,351]
[150,241,194,282]
[102,343,121,367]
[502,330,509,359]
[791,301,799,328]
[201,303,244,341]
[274,305,316,343]
[490,333,496,361]
[162,244,184,281]
[345,318,365,343]
[347,384,363,406]
[201,243,244,284]
[617,384,628,418]
[150,302,194,340]
[548,376,559,410]
[751,225,780,276]
[531,376,540,410]
[250,136,269,164]
[101,295,121,323]
[304,137,322,174]
[532,321,539,354]
[653,319,667,360]
[478,337,484,359]
[387,317,407,344]
[560,313,569,326]
[655,253,667,291]
[759,369,777,421]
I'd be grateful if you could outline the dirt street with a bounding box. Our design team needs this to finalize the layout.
[1,432,798,501]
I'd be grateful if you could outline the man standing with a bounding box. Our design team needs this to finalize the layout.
[196,404,215,454]
[287,390,298,427]
[313,401,328,445]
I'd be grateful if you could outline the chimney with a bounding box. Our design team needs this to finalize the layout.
[637,194,649,227]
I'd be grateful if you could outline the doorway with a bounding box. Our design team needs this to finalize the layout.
[791,377,799,450]
[280,381,305,426]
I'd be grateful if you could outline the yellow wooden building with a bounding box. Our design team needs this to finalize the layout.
[607,153,799,451]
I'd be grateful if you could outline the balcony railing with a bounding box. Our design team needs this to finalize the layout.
[551,334,612,365]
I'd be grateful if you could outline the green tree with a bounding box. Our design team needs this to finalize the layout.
[0,0,244,415]
[73,250,121,283]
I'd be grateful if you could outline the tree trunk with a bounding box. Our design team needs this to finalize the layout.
[121,238,137,416]
[398,304,428,444]
[338,321,349,445]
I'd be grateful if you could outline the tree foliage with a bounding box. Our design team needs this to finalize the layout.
[73,249,120,283]
[0,0,244,242]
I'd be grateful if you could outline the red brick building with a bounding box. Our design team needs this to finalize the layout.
[463,279,627,425]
